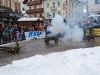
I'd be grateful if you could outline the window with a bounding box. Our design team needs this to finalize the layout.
[71,12,73,17]
[46,3,49,8]
[66,11,67,14]
[72,2,73,7]
[40,14,42,17]
[18,4,20,10]
[2,0,6,6]
[8,0,10,7]
[29,7,31,9]
[58,1,61,7]
[53,2,55,8]
[95,0,100,4]
[29,15,32,17]
[14,2,17,10]
[40,4,42,8]
[47,12,49,17]
[66,0,67,4]
[58,11,61,15]
[0,0,1,5]
[53,12,55,17]
[34,6,36,9]
[34,14,37,17]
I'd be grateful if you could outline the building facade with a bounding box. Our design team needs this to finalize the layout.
[0,0,23,27]
[62,0,69,19]
[25,0,44,18]
[88,0,100,15]
[23,0,84,24]
[44,0,63,23]
[12,0,23,13]
[67,0,84,25]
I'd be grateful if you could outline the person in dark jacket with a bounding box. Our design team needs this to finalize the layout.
[87,27,95,42]
[2,27,9,43]
[0,26,3,43]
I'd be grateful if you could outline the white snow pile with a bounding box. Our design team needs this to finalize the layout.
[0,46,100,75]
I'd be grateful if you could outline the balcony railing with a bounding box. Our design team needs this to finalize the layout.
[26,10,32,14]
[50,6,57,11]
[26,8,44,14]
[27,0,42,6]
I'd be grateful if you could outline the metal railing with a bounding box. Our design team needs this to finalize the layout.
[50,6,57,11]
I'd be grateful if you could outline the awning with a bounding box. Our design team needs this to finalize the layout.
[0,10,23,18]
[17,17,44,22]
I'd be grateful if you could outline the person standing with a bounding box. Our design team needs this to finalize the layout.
[2,27,9,43]
[21,28,26,40]
[0,26,3,43]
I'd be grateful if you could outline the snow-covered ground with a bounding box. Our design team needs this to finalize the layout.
[0,46,100,75]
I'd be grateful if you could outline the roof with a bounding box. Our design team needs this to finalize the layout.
[17,17,43,22]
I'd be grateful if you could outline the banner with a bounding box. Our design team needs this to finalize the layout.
[85,28,100,36]
[25,31,45,39]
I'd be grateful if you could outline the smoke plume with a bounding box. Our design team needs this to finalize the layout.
[48,15,84,43]
[46,0,87,43]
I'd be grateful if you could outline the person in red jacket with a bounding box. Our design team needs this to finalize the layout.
[38,26,41,31]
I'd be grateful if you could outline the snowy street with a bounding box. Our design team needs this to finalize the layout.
[0,37,100,67]
[0,37,100,75]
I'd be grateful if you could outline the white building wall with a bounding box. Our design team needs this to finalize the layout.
[44,0,63,20]
[67,0,84,24]
[88,0,100,14]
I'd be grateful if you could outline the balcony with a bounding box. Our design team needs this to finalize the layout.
[26,8,44,14]
[38,8,44,12]
[36,0,42,5]
[27,0,42,6]
[26,10,32,14]
[50,6,57,11]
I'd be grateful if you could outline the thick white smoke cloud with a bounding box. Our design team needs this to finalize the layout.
[48,15,67,35]
[46,0,87,43]
[48,15,84,43]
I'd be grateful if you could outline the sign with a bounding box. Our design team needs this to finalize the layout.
[25,31,45,39]
[9,13,22,18]
[28,31,42,37]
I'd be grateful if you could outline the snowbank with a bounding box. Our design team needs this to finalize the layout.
[0,46,100,75]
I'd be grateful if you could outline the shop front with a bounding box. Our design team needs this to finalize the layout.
[0,10,23,27]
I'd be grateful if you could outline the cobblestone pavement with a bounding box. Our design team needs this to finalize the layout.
[0,37,100,67]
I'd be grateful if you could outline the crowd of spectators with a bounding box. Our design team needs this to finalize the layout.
[0,24,26,44]
[0,22,51,44]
